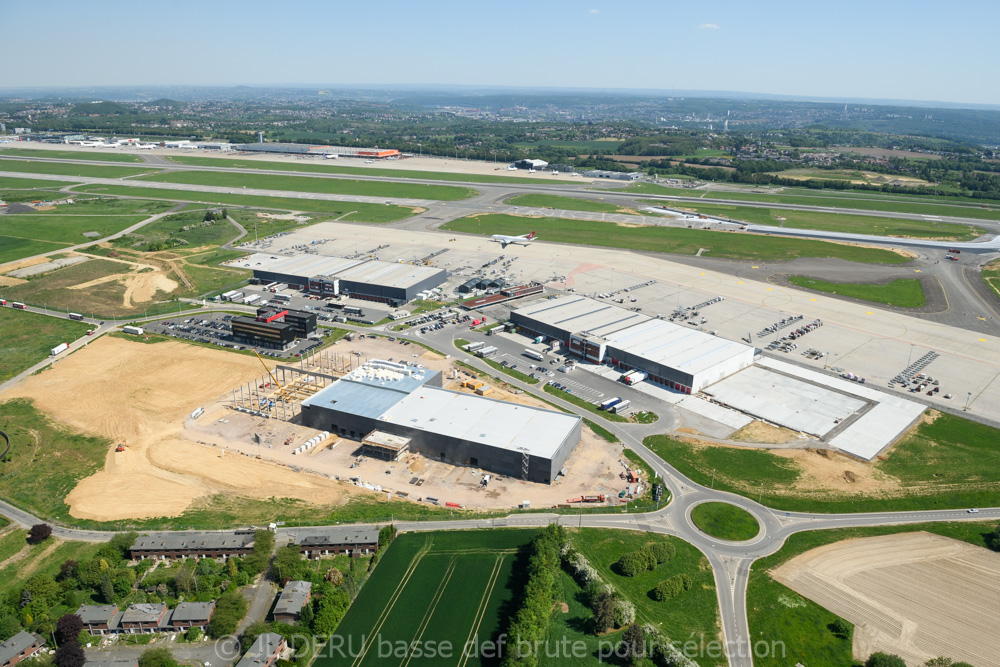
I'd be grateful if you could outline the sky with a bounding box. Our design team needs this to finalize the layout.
[4,0,999,106]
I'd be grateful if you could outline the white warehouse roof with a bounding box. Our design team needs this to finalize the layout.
[602,318,752,378]
[381,387,578,459]
[236,253,443,289]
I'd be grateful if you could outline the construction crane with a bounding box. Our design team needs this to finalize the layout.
[253,349,290,403]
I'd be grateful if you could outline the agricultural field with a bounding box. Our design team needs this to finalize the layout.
[323,530,535,667]
[690,502,761,541]
[505,193,632,214]
[747,521,996,667]
[442,213,910,264]
[0,197,175,263]
[0,307,92,382]
[136,170,478,201]
[0,147,144,162]
[0,158,159,179]
[787,276,927,308]
[641,199,978,240]
[644,413,1000,513]
[772,168,935,188]
[70,185,418,222]
[165,155,561,185]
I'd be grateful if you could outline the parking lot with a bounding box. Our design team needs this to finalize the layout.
[143,312,333,358]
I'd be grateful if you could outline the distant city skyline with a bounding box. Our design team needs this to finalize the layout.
[5,0,999,107]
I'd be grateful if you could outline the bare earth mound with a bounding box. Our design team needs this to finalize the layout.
[772,532,1000,666]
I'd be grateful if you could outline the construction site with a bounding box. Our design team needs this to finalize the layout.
[0,333,637,521]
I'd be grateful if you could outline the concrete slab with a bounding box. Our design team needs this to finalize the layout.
[705,366,866,436]
[758,359,925,460]
[675,396,753,431]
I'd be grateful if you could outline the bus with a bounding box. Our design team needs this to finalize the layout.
[12,302,27,310]
[274,294,292,303]
[345,306,364,316]
[68,313,84,321]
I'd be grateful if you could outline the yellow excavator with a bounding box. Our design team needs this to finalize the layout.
[253,349,290,403]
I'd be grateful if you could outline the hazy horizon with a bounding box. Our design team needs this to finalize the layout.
[5,0,999,106]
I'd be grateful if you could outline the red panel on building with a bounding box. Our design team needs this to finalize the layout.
[259,310,288,323]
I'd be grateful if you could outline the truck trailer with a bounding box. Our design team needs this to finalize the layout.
[598,397,623,411]
[51,342,69,356]
[523,349,544,361]
[621,370,648,385]
[122,325,144,335]
[476,346,498,358]
[464,341,485,352]
[610,399,631,414]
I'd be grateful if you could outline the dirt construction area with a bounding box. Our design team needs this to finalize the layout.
[0,334,628,520]
[772,532,1000,667]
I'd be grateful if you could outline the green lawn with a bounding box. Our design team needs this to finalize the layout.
[165,154,564,185]
[984,261,1000,301]
[668,186,1000,221]
[748,521,995,667]
[788,276,927,308]
[506,193,628,213]
[0,158,159,179]
[640,200,978,240]
[69,184,417,222]
[0,529,28,564]
[320,530,535,667]
[546,570,623,666]
[0,148,144,163]
[645,414,1000,512]
[2,258,137,318]
[622,182,696,197]
[0,308,92,382]
[0,536,103,601]
[442,214,909,264]
[569,528,721,665]
[0,398,110,521]
[136,170,478,201]
[0,176,80,190]
[690,502,761,541]
[0,197,174,262]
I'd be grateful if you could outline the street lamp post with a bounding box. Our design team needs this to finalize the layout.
[964,392,972,411]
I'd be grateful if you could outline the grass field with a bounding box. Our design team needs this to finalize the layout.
[136,170,478,201]
[322,530,534,667]
[665,186,1000,221]
[642,200,977,240]
[983,260,1000,301]
[165,155,563,185]
[2,258,137,316]
[0,147,144,163]
[788,276,927,307]
[0,158,160,179]
[0,197,174,263]
[443,213,910,265]
[747,521,996,667]
[505,193,630,214]
[569,529,721,665]
[70,185,417,222]
[0,534,103,602]
[690,502,761,541]
[0,176,80,190]
[0,398,110,521]
[0,308,92,382]
[645,413,1000,512]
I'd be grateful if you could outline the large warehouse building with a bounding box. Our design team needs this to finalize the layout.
[298,360,581,484]
[243,253,448,306]
[511,295,755,393]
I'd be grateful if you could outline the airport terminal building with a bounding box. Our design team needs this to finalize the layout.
[511,295,755,393]
[299,360,581,483]
[246,254,448,306]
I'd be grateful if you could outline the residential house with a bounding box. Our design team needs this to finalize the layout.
[235,633,285,667]
[0,632,43,667]
[272,581,311,623]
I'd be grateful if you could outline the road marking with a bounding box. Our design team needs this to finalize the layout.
[866,311,873,315]
[914,269,921,273]
[751,265,759,269]
[738,281,744,284]
[809,298,816,301]
[766,288,773,291]
[979,338,986,342]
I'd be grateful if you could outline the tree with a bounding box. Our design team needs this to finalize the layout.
[866,653,907,667]
[0,609,22,642]
[592,592,616,634]
[648,542,674,564]
[650,574,692,602]
[299,602,314,628]
[27,524,52,544]
[138,647,179,667]
[241,621,269,650]
[987,524,1000,552]
[325,567,343,586]
[378,525,396,549]
[53,642,85,667]
[208,590,248,639]
[619,624,646,666]
[99,574,115,604]
[227,559,239,578]
[56,614,84,646]
[184,627,202,642]
[830,618,851,638]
